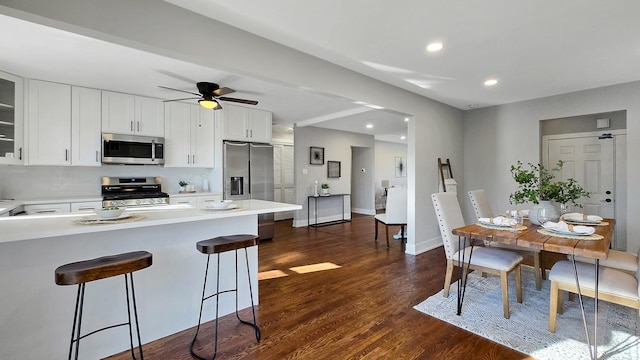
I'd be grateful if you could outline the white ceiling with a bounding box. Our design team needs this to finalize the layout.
[3,1,640,144]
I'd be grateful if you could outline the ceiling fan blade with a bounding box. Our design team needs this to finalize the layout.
[158,85,201,97]
[213,87,235,96]
[162,97,200,102]
[218,96,258,105]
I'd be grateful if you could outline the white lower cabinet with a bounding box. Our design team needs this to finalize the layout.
[71,201,102,213]
[24,203,71,215]
[169,194,222,207]
[170,196,197,206]
[197,195,223,207]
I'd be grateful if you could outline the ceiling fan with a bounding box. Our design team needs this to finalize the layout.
[159,82,258,110]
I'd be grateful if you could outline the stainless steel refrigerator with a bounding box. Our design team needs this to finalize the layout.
[223,141,274,240]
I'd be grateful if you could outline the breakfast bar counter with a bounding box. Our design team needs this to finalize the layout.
[0,200,301,360]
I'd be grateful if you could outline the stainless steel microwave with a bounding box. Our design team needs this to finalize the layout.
[102,133,165,165]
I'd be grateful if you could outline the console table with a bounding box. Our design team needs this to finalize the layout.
[307,194,351,227]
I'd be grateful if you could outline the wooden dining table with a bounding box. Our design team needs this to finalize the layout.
[452,218,614,360]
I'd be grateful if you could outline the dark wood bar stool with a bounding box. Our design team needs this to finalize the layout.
[190,235,260,360]
[55,251,153,360]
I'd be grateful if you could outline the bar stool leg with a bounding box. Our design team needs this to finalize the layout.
[235,248,260,341]
[69,283,85,360]
[124,273,144,360]
[190,255,213,360]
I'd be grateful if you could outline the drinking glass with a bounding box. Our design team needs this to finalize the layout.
[537,208,549,225]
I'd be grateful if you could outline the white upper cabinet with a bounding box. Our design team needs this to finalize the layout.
[27,80,72,165]
[101,91,134,134]
[71,87,102,166]
[164,102,215,168]
[102,91,164,137]
[221,104,272,143]
[135,96,165,137]
[27,80,102,166]
[0,70,24,165]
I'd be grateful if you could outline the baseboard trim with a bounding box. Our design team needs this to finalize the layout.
[405,236,443,255]
[352,208,375,216]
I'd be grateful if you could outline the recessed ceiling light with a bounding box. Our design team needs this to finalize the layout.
[401,136,406,140]
[366,124,373,129]
[404,117,409,122]
[484,79,498,86]
[426,42,444,52]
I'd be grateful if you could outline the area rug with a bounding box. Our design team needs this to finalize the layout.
[413,267,639,359]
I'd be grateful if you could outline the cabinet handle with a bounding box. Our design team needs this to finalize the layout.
[250,129,253,138]
[65,149,69,162]
[137,121,140,132]
[187,155,190,164]
[192,154,195,164]
[131,121,134,132]
[246,129,249,137]
[78,207,95,211]
[19,147,22,160]
[36,210,57,214]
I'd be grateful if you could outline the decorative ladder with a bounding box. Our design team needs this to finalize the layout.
[438,158,453,192]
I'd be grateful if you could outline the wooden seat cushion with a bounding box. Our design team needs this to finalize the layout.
[55,251,152,286]
[453,247,523,271]
[550,260,639,300]
[197,234,258,254]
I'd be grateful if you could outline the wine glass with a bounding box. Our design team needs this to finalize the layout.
[537,208,549,226]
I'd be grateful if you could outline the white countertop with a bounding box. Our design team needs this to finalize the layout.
[0,199,301,244]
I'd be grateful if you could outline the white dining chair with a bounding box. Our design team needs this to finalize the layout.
[549,249,640,332]
[375,187,407,248]
[468,189,544,291]
[432,192,523,318]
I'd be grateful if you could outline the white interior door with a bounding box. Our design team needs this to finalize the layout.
[547,136,614,218]
[274,144,294,221]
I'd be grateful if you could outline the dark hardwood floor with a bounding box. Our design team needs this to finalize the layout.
[105,214,531,360]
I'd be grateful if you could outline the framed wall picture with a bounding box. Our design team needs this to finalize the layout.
[327,161,341,178]
[310,146,325,165]
[395,157,407,177]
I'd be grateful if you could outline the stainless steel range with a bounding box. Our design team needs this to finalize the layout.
[101,177,169,207]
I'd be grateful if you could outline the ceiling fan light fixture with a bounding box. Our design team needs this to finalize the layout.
[199,98,218,109]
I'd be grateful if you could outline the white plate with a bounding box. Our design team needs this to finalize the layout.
[81,213,132,221]
[563,219,602,225]
[546,228,591,236]
[478,220,513,228]
[205,204,238,211]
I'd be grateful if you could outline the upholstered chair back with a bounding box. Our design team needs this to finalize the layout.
[468,189,494,220]
[385,187,407,224]
[431,192,466,259]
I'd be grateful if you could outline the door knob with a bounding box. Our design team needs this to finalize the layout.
[605,198,612,203]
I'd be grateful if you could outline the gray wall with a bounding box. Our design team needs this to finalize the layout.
[464,81,639,253]
[293,126,374,226]
[540,110,626,136]
[351,146,374,215]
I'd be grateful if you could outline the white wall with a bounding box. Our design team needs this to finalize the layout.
[0,0,465,254]
[463,80,640,253]
[374,140,408,209]
[293,126,374,226]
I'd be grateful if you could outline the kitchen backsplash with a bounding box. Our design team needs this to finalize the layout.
[0,165,220,199]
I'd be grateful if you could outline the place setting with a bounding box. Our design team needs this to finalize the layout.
[201,200,245,213]
[561,212,608,226]
[74,207,144,225]
[538,220,603,240]
[477,211,526,232]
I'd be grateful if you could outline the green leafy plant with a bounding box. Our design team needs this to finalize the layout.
[509,160,590,207]
[179,180,188,187]
[321,183,330,189]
